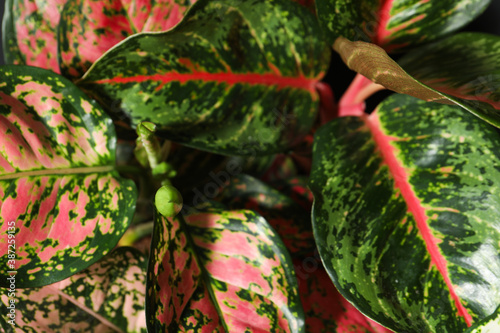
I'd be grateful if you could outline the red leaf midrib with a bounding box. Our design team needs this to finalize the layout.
[375,0,394,45]
[93,70,319,94]
[364,113,473,327]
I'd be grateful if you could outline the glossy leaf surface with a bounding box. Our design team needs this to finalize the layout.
[0,65,137,288]
[216,174,314,257]
[3,0,195,77]
[58,0,195,78]
[310,94,500,332]
[0,247,147,332]
[398,32,500,125]
[316,0,490,51]
[296,264,390,333]
[334,34,500,128]
[79,0,330,155]
[147,206,304,332]
[2,0,68,72]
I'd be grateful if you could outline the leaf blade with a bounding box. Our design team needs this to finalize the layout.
[2,0,68,71]
[316,0,491,51]
[310,94,500,331]
[79,0,330,155]
[0,65,137,288]
[334,34,500,128]
[147,206,305,332]
[1,247,148,332]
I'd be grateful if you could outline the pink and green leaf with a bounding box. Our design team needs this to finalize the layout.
[58,0,195,78]
[215,174,315,257]
[3,0,195,77]
[0,247,147,332]
[2,0,68,72]
[296,264,391,333]
[0,65,137,288]
[334,33,500,128]
[147,206,305,332]
[78,0,330,155]
[310,94,500,331]
[315,0,491,52]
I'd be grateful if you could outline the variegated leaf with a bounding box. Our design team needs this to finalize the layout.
[58,0,195,78]
[216,174,314,257]
[0,65,137,288]
[147,206,304,332]
[0,247,147,332]
[315,0,491,51]
[3,0,195,77]
[295,263,390,333]
[78,0,330,155]
[310,94,500,332]
[2,0,68,72]
[398,32,500,125]
[334,33,500,128]
[466,305,500,333]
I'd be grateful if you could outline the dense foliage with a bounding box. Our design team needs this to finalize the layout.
[1,0,500,332]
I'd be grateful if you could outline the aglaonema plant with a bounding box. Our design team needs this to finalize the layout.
[1,0,500,332]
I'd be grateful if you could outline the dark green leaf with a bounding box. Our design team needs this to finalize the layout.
[466,305,500,333]
[310,94,500,332]
[334,34,500,128]
[78,0,330,155]
[316,0,491,51]
[398,32,500,126]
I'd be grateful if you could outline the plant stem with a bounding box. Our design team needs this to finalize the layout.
[338,73,385,117]
[137,122,162,169]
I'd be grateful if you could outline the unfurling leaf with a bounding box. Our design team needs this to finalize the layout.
[147,206,304,332]
[310,94,500,332]
[78,0,330,155]
[0,65,137,288]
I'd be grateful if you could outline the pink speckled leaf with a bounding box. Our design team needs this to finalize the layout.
[58,0,195,78]
[147,205,305,332]
[0,247,147,332]
[0,65,137,288]
[4,0,194,78]
[296,263,391,333]
[3,0,68,72]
